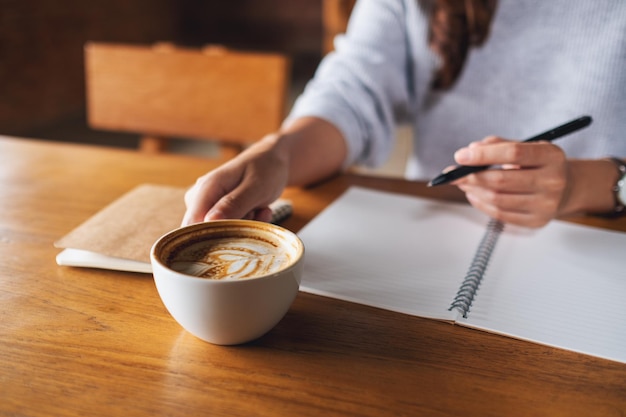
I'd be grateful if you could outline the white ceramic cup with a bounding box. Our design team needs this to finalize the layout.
[150,220,304,345]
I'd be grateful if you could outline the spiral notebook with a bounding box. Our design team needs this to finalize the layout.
[297,187,626,364]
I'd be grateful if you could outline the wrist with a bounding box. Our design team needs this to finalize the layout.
[276,117,347,186]
[559,159,618,217]
[605,157,626,216]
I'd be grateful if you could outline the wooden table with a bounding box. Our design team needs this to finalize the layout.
[1,136,624,417]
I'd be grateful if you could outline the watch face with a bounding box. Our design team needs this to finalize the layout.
[618,174,626,206]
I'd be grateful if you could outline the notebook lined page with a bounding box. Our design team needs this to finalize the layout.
[298,186,626,364]
[298,187,489,321]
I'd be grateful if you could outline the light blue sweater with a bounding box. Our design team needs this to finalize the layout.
[286,0,626,179]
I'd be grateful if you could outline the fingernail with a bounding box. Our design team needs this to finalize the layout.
[455,148,472,164]
[205,208,226,221]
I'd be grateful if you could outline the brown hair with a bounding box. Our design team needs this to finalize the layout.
[428,0,498,89]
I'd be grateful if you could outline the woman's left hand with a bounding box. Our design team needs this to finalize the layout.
[452,136,570,228]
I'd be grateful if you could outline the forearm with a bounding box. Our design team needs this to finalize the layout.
[268,116,348,187]
[560,159,623,217]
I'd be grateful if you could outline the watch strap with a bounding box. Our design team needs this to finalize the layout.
[607,157,626,215]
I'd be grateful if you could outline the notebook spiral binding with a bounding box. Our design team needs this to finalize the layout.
[449,218,504,318]
[269,199,293,224]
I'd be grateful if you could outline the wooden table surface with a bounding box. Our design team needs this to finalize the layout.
[1,136,624,417]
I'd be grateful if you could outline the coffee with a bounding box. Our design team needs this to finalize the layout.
[160,221,301,280]
[151,219,305,344]
[167,235,292,280]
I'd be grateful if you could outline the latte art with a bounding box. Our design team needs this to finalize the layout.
[168,236,292,280]
[151,219,304,345]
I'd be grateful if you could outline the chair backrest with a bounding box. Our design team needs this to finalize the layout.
[84,42,291,156]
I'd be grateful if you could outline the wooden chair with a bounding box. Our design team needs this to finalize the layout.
[84,42,291,159]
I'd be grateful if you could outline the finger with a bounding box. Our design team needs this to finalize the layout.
[182,167,242,225]
[456,166,541,192]
[453,136,504,166]
[470,135,503,146]
[457,163,567,196]
[204,179,277,222]
[464,191,553,228]
[182,183,226,225]
[253,207,274,223]
[456,140,563,168]
[460,184,560,215]
[182,183,217,226]
[440,164,458,173]
[203,193,244,221]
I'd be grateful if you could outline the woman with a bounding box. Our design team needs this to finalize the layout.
[183,0,626,228]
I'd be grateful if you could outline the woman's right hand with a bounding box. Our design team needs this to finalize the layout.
[181,117,348,226]
[181,133,290,226]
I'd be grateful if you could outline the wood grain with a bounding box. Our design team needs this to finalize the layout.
[84,43,291,155]
[0,136,624,417]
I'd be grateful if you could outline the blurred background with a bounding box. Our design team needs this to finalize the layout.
[1,0,410,177]
[1,0,356,147]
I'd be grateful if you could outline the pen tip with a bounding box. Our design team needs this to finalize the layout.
[428,176,446,187]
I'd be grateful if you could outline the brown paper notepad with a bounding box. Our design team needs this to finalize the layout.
[55,184,292,273]
[55,184,186,272]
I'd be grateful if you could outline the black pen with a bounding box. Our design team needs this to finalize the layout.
[427,115,593,187]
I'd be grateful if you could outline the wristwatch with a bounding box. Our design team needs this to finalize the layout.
[608,157,626,214]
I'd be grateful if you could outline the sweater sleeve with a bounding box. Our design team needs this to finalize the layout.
[284,0,421,169]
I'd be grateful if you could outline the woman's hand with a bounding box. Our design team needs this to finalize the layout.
[181,117,348,226]
[182,134,290,226]
[451,136,570,228]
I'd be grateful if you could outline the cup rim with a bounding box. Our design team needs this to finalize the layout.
[150,219,304,283]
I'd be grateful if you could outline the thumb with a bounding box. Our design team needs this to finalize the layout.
[204,186,275,222]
